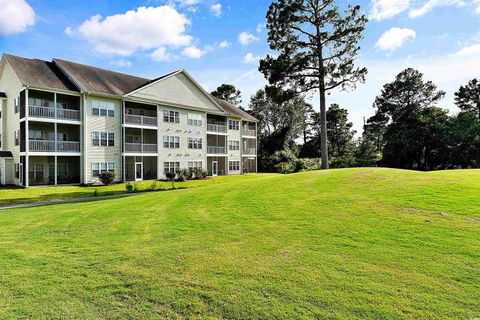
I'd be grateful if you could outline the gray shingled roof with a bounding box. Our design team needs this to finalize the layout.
[4,54,79,92]
[54,58,150,96]
[213,97,257,122]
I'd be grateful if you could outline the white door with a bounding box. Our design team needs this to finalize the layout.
[135,162,143,181]
[212,161,218,176]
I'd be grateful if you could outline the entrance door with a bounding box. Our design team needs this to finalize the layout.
[135,162,143,181]
[212,161,218,176]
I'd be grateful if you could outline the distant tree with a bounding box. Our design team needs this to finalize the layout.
[455,78,480,118]
[326,104,356,158]
[363,112,388,153]
[449,111,480,168]
[259,0,368,169]
[374,68,447,170]
[211,84,242,105]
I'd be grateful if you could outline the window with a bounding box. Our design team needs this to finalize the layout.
[188,137,203,149]
[229,140,240,151]
[92,162,115,177]
[108,133,115,147]
[229,120,239,130]
[15,163,20,179]
[92,131,114,147]
[92,100,115,117]
[164,162,180,175]
[188,113,203,126]
[229,161,240,171]
[14,97,19,113]
[163,109,180,123]
[188,161,203,170]
[163,136,180,149]
[14,130,19,146]
[29,163,44,181]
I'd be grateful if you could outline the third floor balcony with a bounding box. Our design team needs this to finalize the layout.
[24,89,81,122]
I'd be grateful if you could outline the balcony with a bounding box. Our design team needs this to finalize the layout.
[125,114,157,127]
[242,129,256,137]
[125,143,158,154]
[29,140,80,153]
[207,146,226,154]
[243,148,256,155]
[29,105,80,121]
[207,124,227,133]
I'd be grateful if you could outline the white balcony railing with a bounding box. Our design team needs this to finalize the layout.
[125,143,158,153]
[242,129,256,137]
[125,114,157,127]
[28,105,80,121]
[207,146,226,154]
[243,148,256,155]
[207,124,227,133]
[29,140,80,152]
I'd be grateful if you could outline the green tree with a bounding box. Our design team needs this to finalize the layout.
[259,0,368,169]
[211,84,242,105]
[454,78,480,118]
[326,104,356,157]
[363,111,388,154]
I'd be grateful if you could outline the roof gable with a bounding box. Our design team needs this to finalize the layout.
[54,58,149,96]
[126,71,225,113]
[4,54,78,92]
[213,97,258,122]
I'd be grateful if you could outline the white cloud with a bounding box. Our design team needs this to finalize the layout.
[64,26,74,37]
[182,46,206,59]
[376,27,416,52]
[243,53,261,64]
[219,40,231,48]
[453,43,480,56]
[369,0,410,21]
[175,0,201,7]
[256,22,266,33]
[110,59,132,68]
[150,47,173,62]
[473,0,480,13]
[210,3,222,17]
[238,32,259,46]
[0,0,35,35]
[409,0,465,18]
[75,6,192,56]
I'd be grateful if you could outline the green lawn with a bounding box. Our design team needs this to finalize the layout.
[0,174,266,207]
[0,168,479,319]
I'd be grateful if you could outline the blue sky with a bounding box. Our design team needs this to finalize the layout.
[1,0,480,134]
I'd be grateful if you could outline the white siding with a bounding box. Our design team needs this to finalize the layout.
[227,117,242,175]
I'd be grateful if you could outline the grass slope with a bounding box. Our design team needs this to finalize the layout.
[0,168,479,319]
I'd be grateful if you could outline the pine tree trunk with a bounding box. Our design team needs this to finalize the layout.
[319,87,329,169]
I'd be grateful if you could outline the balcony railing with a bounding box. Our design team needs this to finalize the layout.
[242,129,256,137]
[243,148,257,155]
[125,143,158,153]
[207,146,226,154]
[207,124,227,133]
[125,114,158,127]
[29,140,80,152]
[29,105,80,121]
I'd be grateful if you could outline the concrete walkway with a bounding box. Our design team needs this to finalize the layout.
[0,192,145,211]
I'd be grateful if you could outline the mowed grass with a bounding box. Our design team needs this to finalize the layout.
[0,174,264,207]
[0,168,479,319]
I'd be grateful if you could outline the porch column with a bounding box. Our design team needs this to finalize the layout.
[157,105,161,180]
[25,88,29,188]
[54,122,58,186]
[122,100,126,182]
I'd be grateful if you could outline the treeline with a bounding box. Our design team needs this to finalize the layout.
[247,68,480,172]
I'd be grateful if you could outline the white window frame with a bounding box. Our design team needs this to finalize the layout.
[187,113,203,126]
[164,162,180,175]
[14,130,19,146]
[188,161,203,170]
[92,100,115,118]
[188,137,203,149]
[229,160,240,171]
[229,120,240,130]
[229,140,240,151]
[92,131,114,147]
[92,162,115,178]
[163,109,180,123]
[163,136,180,149]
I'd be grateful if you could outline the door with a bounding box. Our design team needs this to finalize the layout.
[212,161,218,177]
[135,162,143,181]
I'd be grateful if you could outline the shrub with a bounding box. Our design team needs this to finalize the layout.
[99,171,115,185]
[188,168,195,180]
[192,167,208,180]
[274,158,320,174]
[175,168,189,182]
[165,172,176,189]
[125,182,135,193]
[151,181,158,191]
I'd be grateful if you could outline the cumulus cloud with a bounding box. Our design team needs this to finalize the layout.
[64,26,75,37]
[409,0,465,18]
[210,3,222,17]
[376,27,416,52]
[453,43,480,56]
[181,46,209,58]
[150,47,173,62]
[110,59,132,68]
[0,0,35,36]
[75,6,192,56]
[243,53,261,64]
[238,32,259,46]
[219,40,231,48]
[369,0,410,21]
[256,22,266,33]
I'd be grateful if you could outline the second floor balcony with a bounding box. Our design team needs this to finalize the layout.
[125,114,157,127]
[243,148,256,155]
[207,123,227,133]
[207,146,226,154]
[125,143,158,154]
[29,105,81,121]
[29,140,80,153]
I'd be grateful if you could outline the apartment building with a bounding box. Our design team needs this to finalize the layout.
[0,54,257,187]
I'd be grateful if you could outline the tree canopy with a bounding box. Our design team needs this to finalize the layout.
[211,84,242,105]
